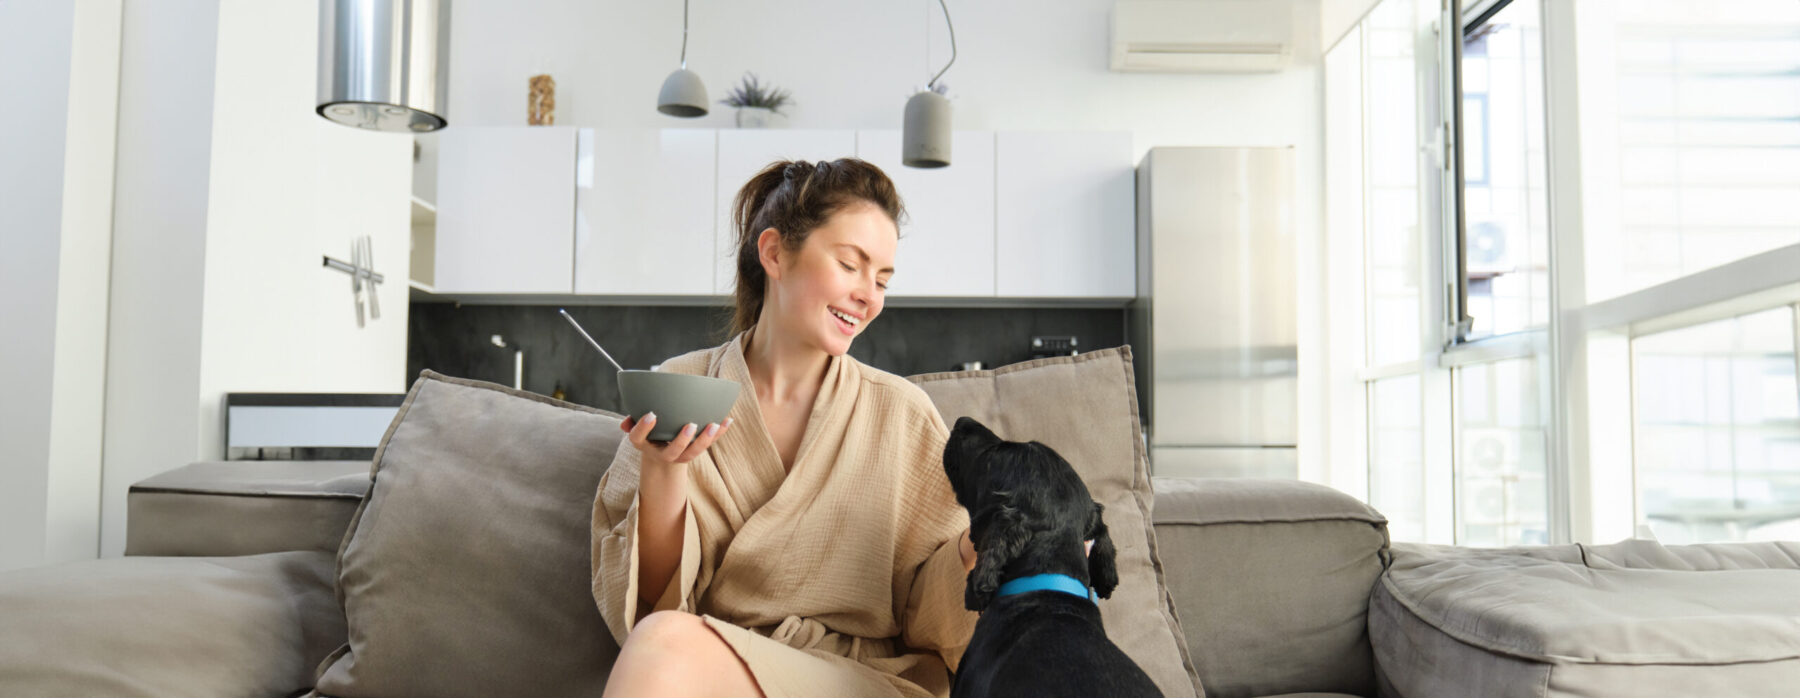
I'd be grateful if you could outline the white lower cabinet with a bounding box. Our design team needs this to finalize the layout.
[855,130,997,298]
[713,129,859,295]
[574,129,716,296]
[433,126,577,294]
[995,131,1136,299]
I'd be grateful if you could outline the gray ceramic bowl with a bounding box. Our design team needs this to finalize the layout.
[617,370,742,442]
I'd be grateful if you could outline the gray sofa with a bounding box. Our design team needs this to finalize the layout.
[14,460,1798,698]
[5,357,1798,697]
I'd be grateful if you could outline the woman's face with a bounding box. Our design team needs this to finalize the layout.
[761,200,897,357]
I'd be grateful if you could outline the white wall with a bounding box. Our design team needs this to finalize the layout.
[97,0,411,559]
[193,0,412,474]
[436,0,1329,482]
[0,0,123,572]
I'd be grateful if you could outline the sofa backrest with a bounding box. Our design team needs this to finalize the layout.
[1150,476,1390,698]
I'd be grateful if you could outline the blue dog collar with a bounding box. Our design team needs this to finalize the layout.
[995,573,1097,603]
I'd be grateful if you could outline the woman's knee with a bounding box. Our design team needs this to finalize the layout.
[624,611,713,657]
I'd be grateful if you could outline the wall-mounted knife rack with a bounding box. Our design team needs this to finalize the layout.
[322,234,383,327]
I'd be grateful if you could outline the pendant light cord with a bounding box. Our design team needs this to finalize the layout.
[679,0,691,69]
[929,0,956,90]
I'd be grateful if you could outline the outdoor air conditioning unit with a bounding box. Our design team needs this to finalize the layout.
[1111,0,1295,73]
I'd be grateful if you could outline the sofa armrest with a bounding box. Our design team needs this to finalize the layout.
[0,551,345,697]
[1150,476,1389,698]
[126,460,371,557]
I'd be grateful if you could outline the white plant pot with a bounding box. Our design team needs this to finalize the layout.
[735,106,785,129]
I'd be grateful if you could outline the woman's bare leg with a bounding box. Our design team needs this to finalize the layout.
[603,611,765,698]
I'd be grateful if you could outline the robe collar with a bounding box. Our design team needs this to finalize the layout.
[710,325,853,493]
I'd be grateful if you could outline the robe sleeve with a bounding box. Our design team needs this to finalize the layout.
[897,405,982,673]
[591,434,706,647]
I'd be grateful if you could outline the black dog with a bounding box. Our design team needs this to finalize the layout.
[942,416,1160,698]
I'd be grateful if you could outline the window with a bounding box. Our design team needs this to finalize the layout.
[1454,356,1551,545]
[1454,0,1551,342]
[1370,375,1426,541]
[1326,0,1800,549]
[1583,1,1800,302]
[1368,0,1424,366]
[1634,306,1800,543]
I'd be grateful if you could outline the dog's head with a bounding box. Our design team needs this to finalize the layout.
[943,416,1120,612]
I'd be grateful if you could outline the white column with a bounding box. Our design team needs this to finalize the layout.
[101,0,221,558]
[0,0,124,571]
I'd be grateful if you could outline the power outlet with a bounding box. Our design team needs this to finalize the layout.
[1030,335,1079,354]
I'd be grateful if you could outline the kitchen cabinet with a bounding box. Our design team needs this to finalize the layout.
[994,131,1136,298]
[713,129,858,295]
[574,129,716,295]
[854,130,997,298]
[433,126,577,294]
[430,127,1134,304]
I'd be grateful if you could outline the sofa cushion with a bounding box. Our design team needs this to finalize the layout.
[310,370,626,697]
[1373,539,1800,697]
[0,551,342,698]
[908,346,1205,698]
[1152,477,1389,698]
[126,460,370,556]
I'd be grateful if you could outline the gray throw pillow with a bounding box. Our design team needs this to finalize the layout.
[310,370,625,697]
[908,346,1206,698]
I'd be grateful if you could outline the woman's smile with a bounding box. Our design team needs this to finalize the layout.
[828,306,860,336]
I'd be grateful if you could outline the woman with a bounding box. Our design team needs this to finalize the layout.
[591,158,980,698]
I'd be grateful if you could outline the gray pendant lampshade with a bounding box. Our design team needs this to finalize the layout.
[902,91,951,168]
[904,0,957,168]
[657,69,708,117]
[316,0,451,133]
[657,0,708,117]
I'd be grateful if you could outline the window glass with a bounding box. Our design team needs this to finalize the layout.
[1634,306,1800,543]
[1371,374,1426,541]
[1454,355,1551,545]
[1583,1,1800,301]
[1367,0,1423,365]
[1460,0,1551,340]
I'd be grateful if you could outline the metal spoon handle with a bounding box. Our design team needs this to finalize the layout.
[559,308,626,373]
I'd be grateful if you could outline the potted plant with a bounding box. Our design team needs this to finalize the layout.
[720,72,793,128]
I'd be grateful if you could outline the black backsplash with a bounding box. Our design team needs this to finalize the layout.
[407,301,1130,414]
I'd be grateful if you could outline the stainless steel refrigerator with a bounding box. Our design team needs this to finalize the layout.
[1129,147,1297,478]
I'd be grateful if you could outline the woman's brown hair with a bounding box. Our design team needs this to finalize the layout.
[718,158,906,343]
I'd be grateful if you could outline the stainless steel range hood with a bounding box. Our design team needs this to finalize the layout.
[316,0,451,133]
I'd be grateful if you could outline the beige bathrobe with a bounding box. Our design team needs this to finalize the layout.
[591,328,980,698]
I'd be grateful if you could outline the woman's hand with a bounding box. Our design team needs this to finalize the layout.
[620,412,733,471]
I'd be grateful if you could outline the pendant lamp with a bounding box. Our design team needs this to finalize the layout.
[657,0,708,117]
[903,0,957,168]
[316,0,452,133]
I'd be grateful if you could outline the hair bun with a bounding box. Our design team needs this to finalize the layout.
[783,160,815,181]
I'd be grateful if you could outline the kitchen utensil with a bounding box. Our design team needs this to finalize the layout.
[558,308,739,442]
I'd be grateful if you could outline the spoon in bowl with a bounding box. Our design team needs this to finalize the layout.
[559,308,626,373]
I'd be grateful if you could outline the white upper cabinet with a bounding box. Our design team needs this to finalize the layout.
[995,131,1136,298]
[855,130,997,298]
[433,127,1134,303]
[713,130,858,295]
[574,129,716,295]
[434,126,577,294]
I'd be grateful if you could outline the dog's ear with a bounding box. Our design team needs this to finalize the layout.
[1086,501,1120,599]
[952,416,1002,446]
[966,500,1029,612]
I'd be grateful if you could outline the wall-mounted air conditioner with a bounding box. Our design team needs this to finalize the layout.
[1111,0,1295,73]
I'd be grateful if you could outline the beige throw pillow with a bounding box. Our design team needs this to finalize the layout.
[908,346,1206,698]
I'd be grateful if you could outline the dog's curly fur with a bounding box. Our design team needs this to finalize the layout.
[943,416,1159,698]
